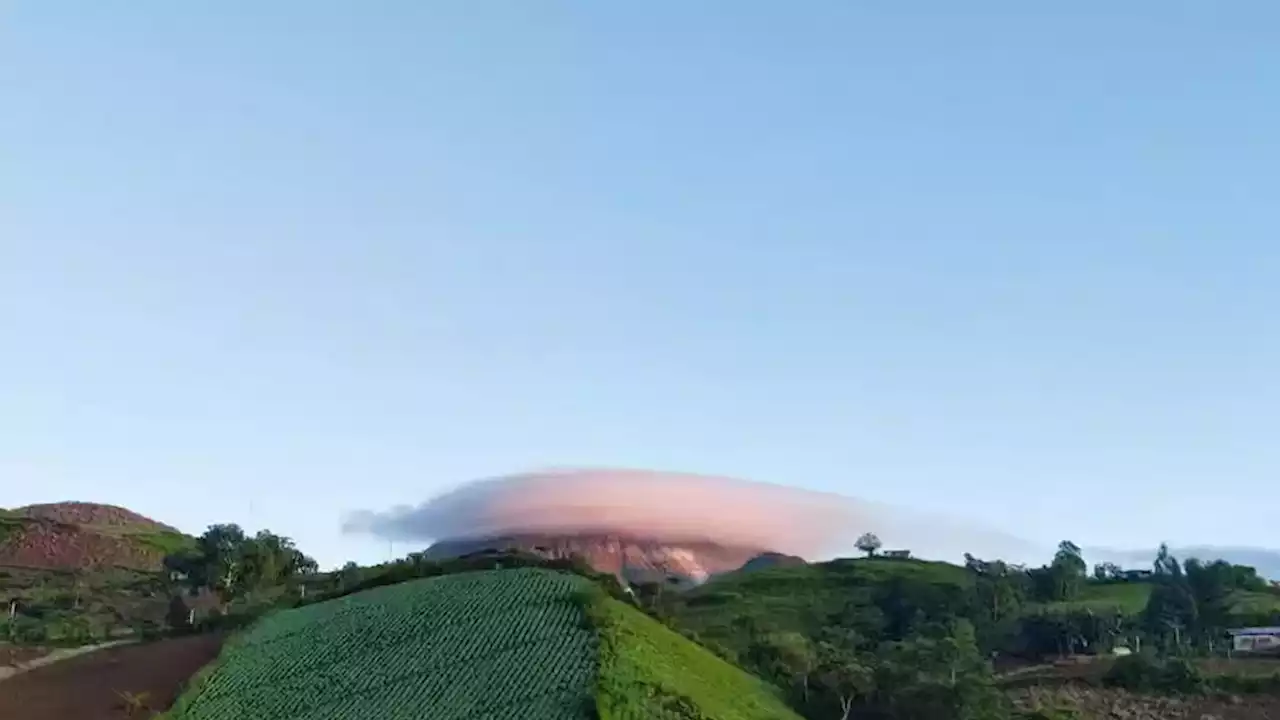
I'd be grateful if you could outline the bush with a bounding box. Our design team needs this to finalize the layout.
[1,615,49,644]
[1104,654,1205,694]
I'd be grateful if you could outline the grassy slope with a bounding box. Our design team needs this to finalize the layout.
[1039,582,1280,618]
[586,593,803,720]
[1230,589,1280,616]
[677,558,1273,638]
[1034,581,1153,615]
[667,557,972,657]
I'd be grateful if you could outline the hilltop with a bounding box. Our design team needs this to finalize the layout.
[0,502,191,571]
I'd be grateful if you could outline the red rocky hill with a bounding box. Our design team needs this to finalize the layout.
[425,533,802,586]
[0,502,189,571]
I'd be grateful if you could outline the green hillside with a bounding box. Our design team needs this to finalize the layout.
[1031,580,1153,615]
[161,568,802,720]
[667,557,973,659]
[588,593,802,720]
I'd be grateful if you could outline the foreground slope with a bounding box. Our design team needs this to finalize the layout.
[588,594,802,720]
[164,568,801,720]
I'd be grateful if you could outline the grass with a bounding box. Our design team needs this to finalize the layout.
[1228,590,1280,617]
[1034,582,1280,620]
[129,531,196,557]
[0,515,29,545]
[583,591,803,720]
[1035,582,1154,615]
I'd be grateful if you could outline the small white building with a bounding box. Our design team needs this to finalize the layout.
[1227,627,1280,654]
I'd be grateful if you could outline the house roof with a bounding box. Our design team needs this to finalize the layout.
[1227,627,1280,636]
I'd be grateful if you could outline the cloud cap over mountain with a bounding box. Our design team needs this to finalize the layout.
[342,467,1043,562]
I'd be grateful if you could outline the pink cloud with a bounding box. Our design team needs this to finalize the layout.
[343,467,1043,563]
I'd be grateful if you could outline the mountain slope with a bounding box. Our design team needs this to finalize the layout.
[162,568,802,720]
[425,533,770,586]
[0,502,190,571]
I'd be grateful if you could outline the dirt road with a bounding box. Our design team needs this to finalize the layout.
[0,633,223,720]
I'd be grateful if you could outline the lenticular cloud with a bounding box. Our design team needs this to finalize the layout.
[342,467,1041,563]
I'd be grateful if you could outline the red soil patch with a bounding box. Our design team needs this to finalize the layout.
[0,633,224,720]
[16,502,177,533]
[0,643,49,666]
[0,519,167,571]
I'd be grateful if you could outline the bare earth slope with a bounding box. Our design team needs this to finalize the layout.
[0,502,187,571]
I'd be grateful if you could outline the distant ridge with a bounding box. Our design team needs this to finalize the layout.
[1089,545,1280,580]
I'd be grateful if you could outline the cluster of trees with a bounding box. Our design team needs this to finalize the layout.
[965,541,1271,659]
[683,540,1277,720]
[163,523,318,616]
[1142,543,1268,654]
[737,579,1005,719]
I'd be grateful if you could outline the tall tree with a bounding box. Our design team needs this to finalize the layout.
[1144,545,1197,654]
[1045,540,1087,601]
[855,533,883,558]
[164,524,317,612]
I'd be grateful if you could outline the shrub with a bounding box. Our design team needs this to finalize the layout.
[1103,654,1205,694]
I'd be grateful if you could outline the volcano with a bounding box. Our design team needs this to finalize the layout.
[424,532,800,586]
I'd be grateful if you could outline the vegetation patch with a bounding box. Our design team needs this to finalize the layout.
[131,531,197,557]
[1034,581,1153,615]
[579,588,803,720]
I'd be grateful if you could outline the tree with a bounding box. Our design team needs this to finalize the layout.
[1043,541,1087,602]
[815,653,872,720]
[811,628,873,720]
[1144,546,1197,655]
[749,631,818,704]
[163,524,317,612]
[855,533,883,558]
[1153,543,1182,578]
[337,561,362,592]
[1053,541,1086,577]
[1093,562,1122,581]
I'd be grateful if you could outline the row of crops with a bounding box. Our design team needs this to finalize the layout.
[166,568,600,720]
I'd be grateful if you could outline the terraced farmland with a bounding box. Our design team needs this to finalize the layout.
[166,568,597,720]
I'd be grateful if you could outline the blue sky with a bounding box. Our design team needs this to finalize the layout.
[3,4,1278,569]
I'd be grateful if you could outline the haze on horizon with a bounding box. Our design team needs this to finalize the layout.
[4,4,1278,571]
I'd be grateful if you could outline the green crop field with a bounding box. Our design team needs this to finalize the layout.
[165,568,598,720]
[163,566,805,720]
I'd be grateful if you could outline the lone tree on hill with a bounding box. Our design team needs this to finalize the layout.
[855,532,882,558]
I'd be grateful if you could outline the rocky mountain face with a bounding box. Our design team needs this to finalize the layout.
[424,533,796,586]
